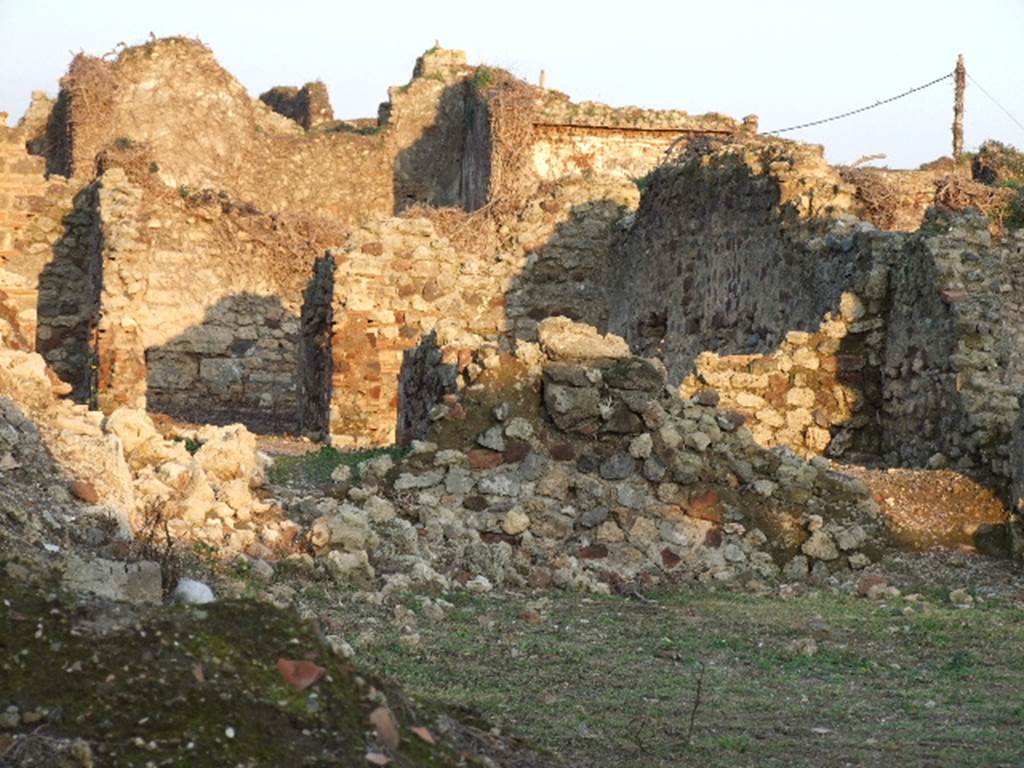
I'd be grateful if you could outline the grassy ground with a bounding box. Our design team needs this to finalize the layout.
[266,444,408,486]
[342,586,1024,768]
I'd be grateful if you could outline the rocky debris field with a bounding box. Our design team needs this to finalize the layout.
[270,318,890,602]
[2,321,1023,766]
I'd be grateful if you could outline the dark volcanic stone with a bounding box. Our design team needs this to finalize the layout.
[599,452,635,480]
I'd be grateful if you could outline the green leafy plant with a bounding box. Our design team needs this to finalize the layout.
[471,66,495,92]
[1000,180,1024,229]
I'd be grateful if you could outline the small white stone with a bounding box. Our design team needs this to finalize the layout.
[173,579,215,605]
[504,417,534,441]
[465,575,493,593]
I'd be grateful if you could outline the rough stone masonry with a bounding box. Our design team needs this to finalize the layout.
[2,37,1023,557]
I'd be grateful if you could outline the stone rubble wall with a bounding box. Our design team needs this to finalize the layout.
[317,317,884,593]
[532,124,718,183]
[89,167,345,431]
[0,125,79,350]
[883,213,1024,481]
[1009,409,1024,558]
[609,139,864,382]
[390,74,475,211]
[676,229,897,461]
[33,182,102,401]
[324,172,642,447]
[297,254,336,438]
[503,177,640,339]
[43,39,475,222]
[611,137,1024,491]
[325,217,510,447]
[4,37,766,448]
[258,82,334,129]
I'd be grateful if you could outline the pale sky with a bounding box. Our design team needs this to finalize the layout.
[1,0,1022,169]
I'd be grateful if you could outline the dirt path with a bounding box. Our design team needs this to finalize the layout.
[835,464,1009,552]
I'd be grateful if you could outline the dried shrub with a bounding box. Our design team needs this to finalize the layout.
[840,168,909,231]
[56,53,119,177]
[130,498,185,596]
[95,139,160,187]
[934,175,1016,233]
[473,71,538,218]
[400,204,499,256]
[972,140,1024,186]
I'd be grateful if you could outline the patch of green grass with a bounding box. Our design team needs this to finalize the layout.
[340,587,1024,768]
[267,444,410,486]
[709,734,750,753]
[631,170,658,194]
[113,135,135,149]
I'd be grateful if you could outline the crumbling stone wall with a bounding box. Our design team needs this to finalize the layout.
[610,139,863,382]
[87,166,345,431]
[42,41,582,224]
[8,38,774,448]
[1009,409,1024,557]
[612,137,1024,487]
[324,217,512,447]
[43,38,423,222]
[530,97,740,183]
[0,125,78,350]
[34,183,103,400]
[297,254,336,438]
[320,171,642,447]
[378,317,884,587]
[504,177,639,339]
[259,81,334,129]
[390,50,475,211]
[883,212,1024,480]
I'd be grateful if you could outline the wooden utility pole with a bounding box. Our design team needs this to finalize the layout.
[953,54,966,161]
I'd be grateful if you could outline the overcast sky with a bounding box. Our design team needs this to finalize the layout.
[2,0,1022,168]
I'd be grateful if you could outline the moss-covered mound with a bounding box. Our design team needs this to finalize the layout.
[0,572,550,767]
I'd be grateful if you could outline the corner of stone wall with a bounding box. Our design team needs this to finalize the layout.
[883,208,1021,483]
[94,167,148,412]
[298,252,336,439]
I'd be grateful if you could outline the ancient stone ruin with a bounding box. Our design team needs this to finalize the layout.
[2,36,1024,598]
